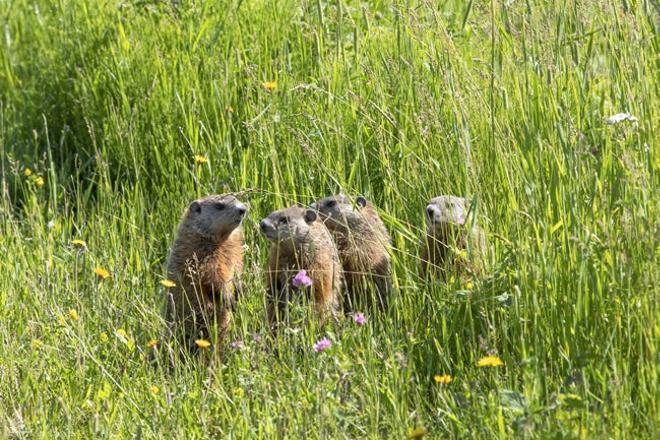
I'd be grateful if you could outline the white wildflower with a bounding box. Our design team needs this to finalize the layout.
[604,113,638,125]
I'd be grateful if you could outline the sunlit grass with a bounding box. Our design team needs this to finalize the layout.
[0,0,656,437]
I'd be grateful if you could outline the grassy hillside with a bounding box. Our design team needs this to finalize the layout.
[0,0,656,437]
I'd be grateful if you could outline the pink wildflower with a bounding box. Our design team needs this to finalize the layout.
[292,270,313,288]
[313,337,332,353]
[353,313,367,326]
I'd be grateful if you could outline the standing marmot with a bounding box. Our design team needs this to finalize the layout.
[165,194,247,352]
[260,206,343,328]
[422,195,485,279]
[311,194,392,312]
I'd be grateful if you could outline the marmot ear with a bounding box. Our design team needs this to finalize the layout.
[304,209,317,224]
[189,201,202,214]
[356,196,367,208]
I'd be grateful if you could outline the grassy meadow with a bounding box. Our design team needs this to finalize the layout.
[0,0,657,437]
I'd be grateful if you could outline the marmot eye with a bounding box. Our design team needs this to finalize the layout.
[325,200,337,208]
[214,203,226,210]
[279,217,289,225]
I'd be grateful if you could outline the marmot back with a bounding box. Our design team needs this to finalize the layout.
[260,206,343,328]
[312,194,392,312]
[166,194,247,352]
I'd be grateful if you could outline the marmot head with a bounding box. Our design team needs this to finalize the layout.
[311,194,368,231]
[185,194,247,239]
[260,206,318,244]
[425,195,468,232]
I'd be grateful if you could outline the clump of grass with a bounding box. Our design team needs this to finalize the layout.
[0,0,656,437]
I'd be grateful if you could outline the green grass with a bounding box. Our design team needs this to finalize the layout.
[1,0,657,437]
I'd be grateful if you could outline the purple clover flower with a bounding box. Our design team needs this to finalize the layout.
[313,337,332,353]
[353,313,367,326]
[292,270,313,288]
[230,340,245,350]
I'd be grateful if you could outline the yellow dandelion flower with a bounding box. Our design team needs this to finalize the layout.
[262,81,277,91]
[95,382,112,400]
[195,339,211,349]
[100,332,109,342]
[115,328,135,351]
[35,176,45,187]
[407,427,426,439]
[160,279,176,288]
[477,356,504,368]
[146,339,158,349]
[97,382,112,400]
[433,374,452,385]
[194,154,208,164]
[94,267,110,280]
[233,387,245,398]
[31,339,43,350]
[72,239,87,248]
[24,168,32,177]
[150,385,160,395]
[465,281,474,290]
[69,308,79,321]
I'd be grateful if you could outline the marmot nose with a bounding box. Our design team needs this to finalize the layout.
[426,206,435,217]
[236,205,247,216]
[259,220,268,231]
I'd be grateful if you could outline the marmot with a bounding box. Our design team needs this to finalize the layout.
[260,206,343,327]
[165,194,247,352]
[422,195,485,279]
[311,194,392,312]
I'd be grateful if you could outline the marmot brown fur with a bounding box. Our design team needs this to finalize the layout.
[421,195,485,279]
[165,194,247,352]
[260,206,343,327]
[312,194,392,312]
